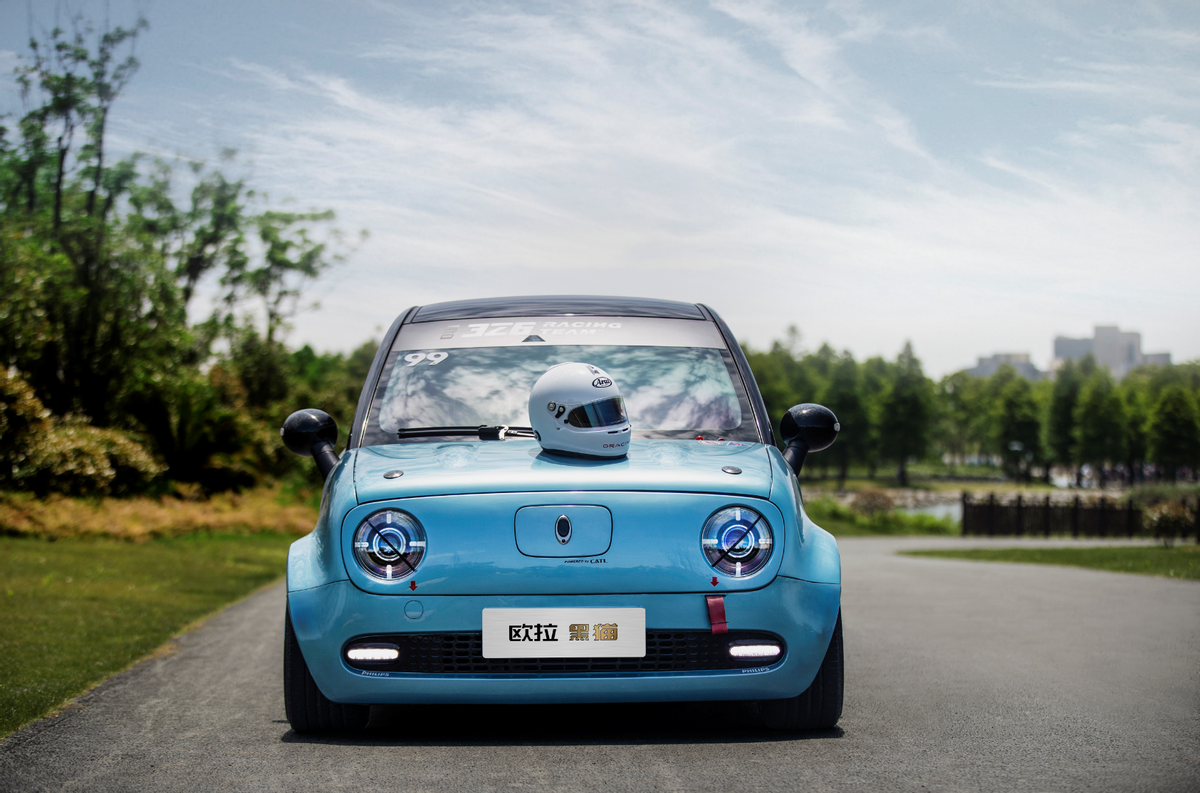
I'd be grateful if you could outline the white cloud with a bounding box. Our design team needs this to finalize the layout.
[6,0,1197,375]
[184,2,1200,373]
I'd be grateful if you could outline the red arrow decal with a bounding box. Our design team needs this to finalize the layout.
[710,576,719,587]
[409,580,418,591]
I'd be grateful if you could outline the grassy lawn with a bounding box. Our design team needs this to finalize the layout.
[0,533,295,738]
[901,545,1200,581]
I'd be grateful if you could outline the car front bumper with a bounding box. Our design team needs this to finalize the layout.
[288,575,840,705]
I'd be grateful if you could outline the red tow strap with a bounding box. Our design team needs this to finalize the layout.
[706,595,728,634]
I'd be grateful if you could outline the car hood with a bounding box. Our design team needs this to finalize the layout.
[353,438,773,503]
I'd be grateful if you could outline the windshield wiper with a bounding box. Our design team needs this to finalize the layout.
[396,425,536,440]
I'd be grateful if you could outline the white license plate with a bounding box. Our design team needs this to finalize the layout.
[482,608,646,658]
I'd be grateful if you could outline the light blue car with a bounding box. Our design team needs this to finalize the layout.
[281,296,842,732]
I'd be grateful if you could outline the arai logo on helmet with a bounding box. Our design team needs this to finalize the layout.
[592,377,612,388]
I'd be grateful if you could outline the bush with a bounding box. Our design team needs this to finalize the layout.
[1,369,163,496]
[1127,482,1200,509]
[851,487,894,516]
[1143,501,1196,545]
[17,420,164,496]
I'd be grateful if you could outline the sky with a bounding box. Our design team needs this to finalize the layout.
[1,0,1198,377]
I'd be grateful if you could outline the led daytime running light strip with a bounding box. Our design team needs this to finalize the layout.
[728,644,782,658]
[347,647,399,661]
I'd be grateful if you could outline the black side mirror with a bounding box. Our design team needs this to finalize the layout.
[779,403,839,476]
[282,409,340,481]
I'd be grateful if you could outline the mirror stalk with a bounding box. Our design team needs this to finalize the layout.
[782,441,810,476]
[311,439,340,480]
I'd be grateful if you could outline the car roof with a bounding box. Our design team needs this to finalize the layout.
[410,295,707,322]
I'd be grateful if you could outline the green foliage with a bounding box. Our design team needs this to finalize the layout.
[0,11,369,497]
[1073,370,1126,486]
[936,371,987,464]
[745,325,1199,488]
[1046,358,1083,468]
[1,369,162,495]
[822,354,870,487]
[1119,372,1152,473]
[995,374,1042,481]
[879,342,934,486]
[1147,385,1200,480]
[1125,481,1200,508]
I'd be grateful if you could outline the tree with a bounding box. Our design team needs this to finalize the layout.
[1073,370,1125,488]
[879,342,933,487]
[858,356,891,478]
[821,353,870,489]
[995,376,1041,482]
[1118,371,1152,485]
[744,327,829,446]
[1146,385,1200,481]
[4,16,163,424]
[934,371,986,467]
[1047,357,1091,485]
[0,10,363,495]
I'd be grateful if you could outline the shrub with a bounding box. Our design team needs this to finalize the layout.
[851,487,895,516]
[18,419,165,496]
[1143,501,1196,545]
[1127,482,1200,509]
[0,367,52,484]
[1,369,164,496]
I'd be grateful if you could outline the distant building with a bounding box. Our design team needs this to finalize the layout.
[965,353,1045,381]
[1052,326,1171,379]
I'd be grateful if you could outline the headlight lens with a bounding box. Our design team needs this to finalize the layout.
[701,506,773,578]
[353,509,426,581]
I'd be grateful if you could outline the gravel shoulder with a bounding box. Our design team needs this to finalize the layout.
[2,536,1197,793]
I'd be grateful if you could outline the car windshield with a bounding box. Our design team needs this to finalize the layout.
[359,317,758,446]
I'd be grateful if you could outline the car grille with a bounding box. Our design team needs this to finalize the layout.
[344,630,784,674]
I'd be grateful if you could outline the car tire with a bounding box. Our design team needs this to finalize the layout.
[284,607,370,733]
[757,610,843,730]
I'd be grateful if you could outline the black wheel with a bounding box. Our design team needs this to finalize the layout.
[758,610,843,730]
[284,607,370,733]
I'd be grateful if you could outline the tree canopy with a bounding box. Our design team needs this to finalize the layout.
[0,11,368,496]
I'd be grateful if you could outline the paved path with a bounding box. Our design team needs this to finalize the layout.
[2,537,1198,792]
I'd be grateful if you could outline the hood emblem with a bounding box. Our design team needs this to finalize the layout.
[555,515,572,545]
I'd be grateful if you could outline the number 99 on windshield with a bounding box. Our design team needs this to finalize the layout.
[404,352,449,366]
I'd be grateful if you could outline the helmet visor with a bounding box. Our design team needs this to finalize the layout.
[566,397,628,428]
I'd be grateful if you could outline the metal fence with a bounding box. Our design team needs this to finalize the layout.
[961,493,1200,540]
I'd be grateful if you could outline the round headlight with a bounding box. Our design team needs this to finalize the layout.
[701,506,773,578]
[353,510,426,581]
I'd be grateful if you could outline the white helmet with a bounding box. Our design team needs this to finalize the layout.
[529,362,631,458]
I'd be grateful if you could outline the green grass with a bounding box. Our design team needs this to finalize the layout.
[803,496,959,537]
[901,545,1200,581]
[0,533,294,738]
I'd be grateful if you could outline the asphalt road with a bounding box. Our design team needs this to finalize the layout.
[2,537,1198,792]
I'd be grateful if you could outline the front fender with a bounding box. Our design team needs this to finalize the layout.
[767,446,841,585]
[288,450,356,592]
